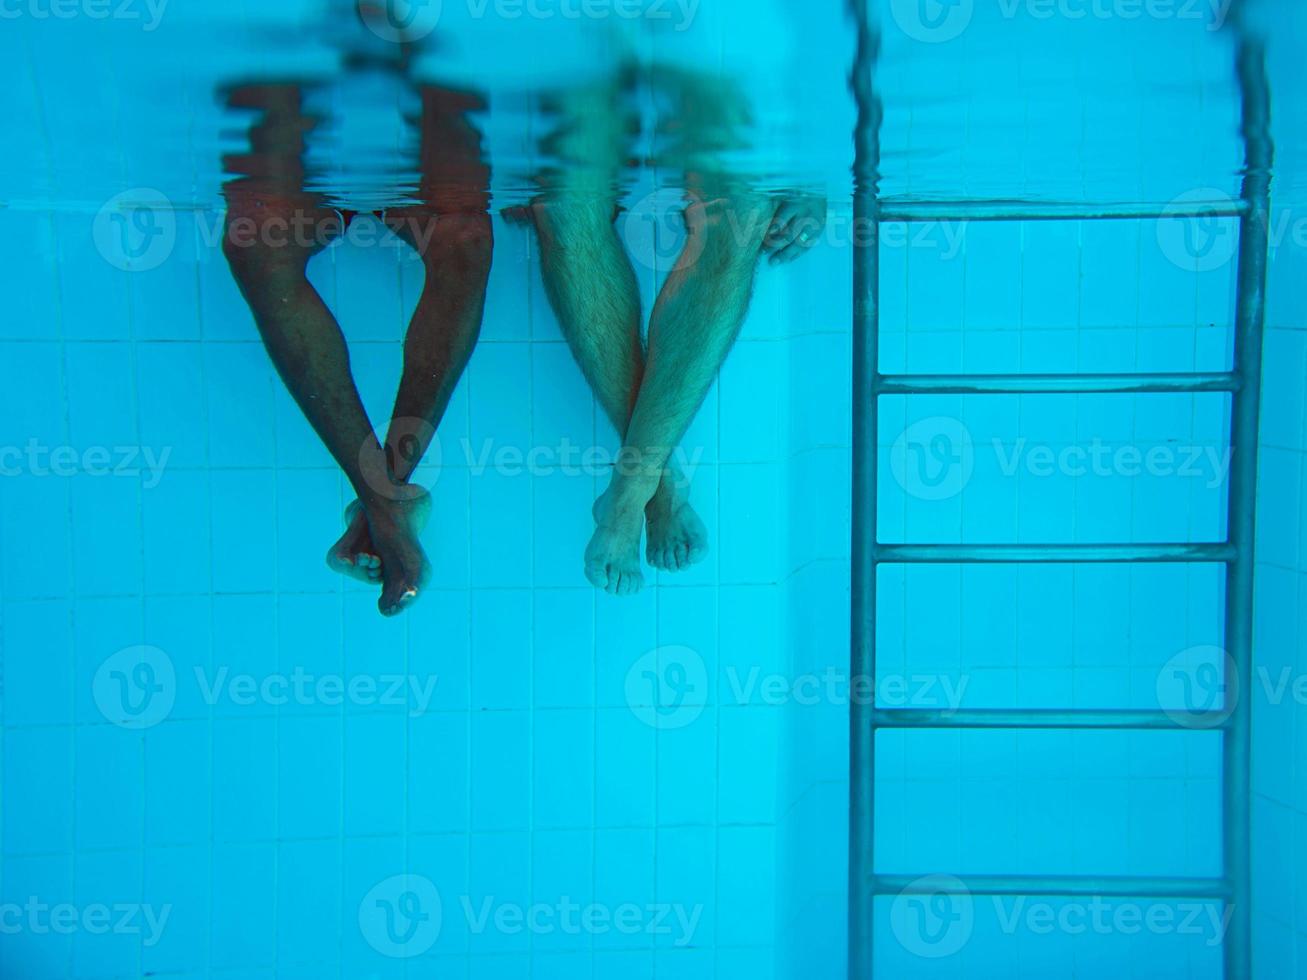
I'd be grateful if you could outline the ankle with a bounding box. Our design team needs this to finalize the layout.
[604,473,660,514]
[359,485,424,519]
[659,465,693,498]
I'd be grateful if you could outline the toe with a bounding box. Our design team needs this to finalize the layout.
[327,548,373,584]
[584,561,609,590]
[379,583,420,617]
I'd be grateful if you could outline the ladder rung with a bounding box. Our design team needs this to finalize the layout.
[873,707,1229,731]
[873,874,1231,900]
[875,543,1235,564]
[875,200,1247,222]
[876,372,1238,395]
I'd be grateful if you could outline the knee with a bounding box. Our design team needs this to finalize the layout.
[422,212,493,274]
[682,197,770,273]
[442,211,493,252]
[221,192,341,277]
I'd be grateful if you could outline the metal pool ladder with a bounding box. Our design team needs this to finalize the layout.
[846,11,1273,980]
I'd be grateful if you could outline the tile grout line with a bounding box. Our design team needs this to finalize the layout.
[21,22,80,976]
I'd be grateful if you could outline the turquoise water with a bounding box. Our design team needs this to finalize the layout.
[1,0,1305,977]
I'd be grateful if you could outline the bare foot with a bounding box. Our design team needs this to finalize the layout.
[585,486,646,596]
[361,490,433,617]
[326,500,383,584]
[645,474,708,573]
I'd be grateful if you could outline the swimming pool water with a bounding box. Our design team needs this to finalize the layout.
[1,0,1305,977]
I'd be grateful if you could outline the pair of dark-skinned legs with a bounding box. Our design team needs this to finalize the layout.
[223,83,490,616]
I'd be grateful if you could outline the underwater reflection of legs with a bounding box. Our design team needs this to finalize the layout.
[221,83,491,616]
[516,81,709,595]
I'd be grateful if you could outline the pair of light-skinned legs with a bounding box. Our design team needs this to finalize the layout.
[521,70,824,595]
